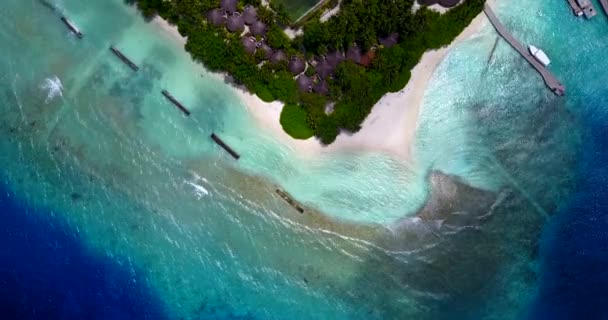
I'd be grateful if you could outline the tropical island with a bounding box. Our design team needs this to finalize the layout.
[128,0,484,144]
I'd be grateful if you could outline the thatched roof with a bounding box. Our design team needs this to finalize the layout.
[221,0,238,13]
[379,33,399,48]
[243,6,258,25]
[207,9,226,26]
[417,0,460,7]
[226,14,244,33]
[250,21,266,36]
[288,56,306,75]
[326,51,344,68]
[313,80,329,95]
[270,50,287,64]
[296,75,312,92]
[259,43,274,60]
[315,57,333,79]
[360,51,376,67]
[439,0,460,7]
[241,37,256,54]
[346,45,362,64]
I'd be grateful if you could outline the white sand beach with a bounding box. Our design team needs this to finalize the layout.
[153,9,489,163]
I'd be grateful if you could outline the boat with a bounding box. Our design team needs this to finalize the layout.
[528,45,551,67]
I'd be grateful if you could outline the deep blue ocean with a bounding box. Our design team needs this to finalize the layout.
[0,183,168,320]
[526,98,608,319]
[1,0,608,319]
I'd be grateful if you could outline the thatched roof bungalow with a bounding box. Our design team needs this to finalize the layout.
[226,14,244,33]
[220,0,238,13]
[288,56,306,75]
[326,51,345,68]
[259,43,274,60]
[360,50,376,67]
[417,0,460,7]
[243,6,258,25]
[270,50,287,64]
[315,57,333,79]
[250,21,266,36]
[313,80,329,95]
[241,37,257,54]
[207,9,226,26]
[296,75,312,92]
[379,33,399,48]
[346,45,362,64]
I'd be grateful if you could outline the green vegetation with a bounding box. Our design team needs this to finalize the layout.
[280,104,315,139]
[127,0,485,144]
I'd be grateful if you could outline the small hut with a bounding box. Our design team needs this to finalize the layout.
[207,9,226,26]
[220,0,238,13]
[243,6,258,25]
[259,43,274,60]
[288,56,306,75]
[313,80,329,95]
[270,50,287,64]
[360,51,376,67]
[326,51,345,68]
[241,37,257,54]
[226,14,245,33]
[296,75,312,92]
[346,45,362,64]
[250,21,267,36]
[315,57,333,79]
[379,33,399,48]
[439,0,460,7]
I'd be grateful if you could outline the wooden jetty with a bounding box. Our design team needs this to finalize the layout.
[276,189,304,213]
[599,0,608,16]
[60,17,83,38]
[566,0,584,16]
[484,5,565,96]
[110,46,139,71]
[161,90,191,116]
[210,133,240,160]
[578,0,598,19]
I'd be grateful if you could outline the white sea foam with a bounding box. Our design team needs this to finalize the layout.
[40,76,63,104]
[185,180,209,198]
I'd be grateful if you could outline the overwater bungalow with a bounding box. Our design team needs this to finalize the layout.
[288,56,306,75]
[315,57,333,79]
[250,21,267,36]
[226,13,244,33]
[207,9,226,26]
[296,75,312,92]
[220,0,238,13]
[270,50,287,64]
[243,6,258,25]
[379,33,399,48]
[241,37,257,54]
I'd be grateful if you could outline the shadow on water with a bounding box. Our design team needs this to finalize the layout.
[0,183,170,320]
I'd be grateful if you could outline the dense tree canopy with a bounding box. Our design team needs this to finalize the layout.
[128,0,485,143]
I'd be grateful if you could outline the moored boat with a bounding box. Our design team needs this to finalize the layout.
[528,45,551,67]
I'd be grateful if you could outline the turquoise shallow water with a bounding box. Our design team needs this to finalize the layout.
[1,0,606,318]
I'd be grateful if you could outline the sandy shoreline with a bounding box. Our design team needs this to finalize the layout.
[152,10,489,162]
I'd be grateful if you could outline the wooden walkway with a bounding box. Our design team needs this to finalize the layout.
[484,5,565,96]
[600,0,608,16]
[566,0,583,16]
